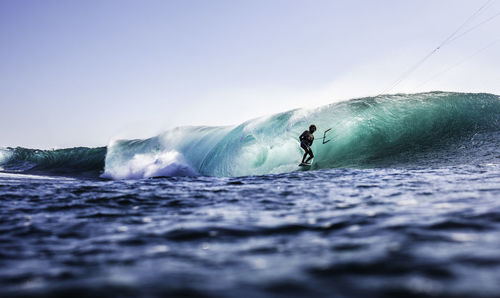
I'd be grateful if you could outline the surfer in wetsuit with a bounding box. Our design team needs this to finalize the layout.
[299,124,316,165]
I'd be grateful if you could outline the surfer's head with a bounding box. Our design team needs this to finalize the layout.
[309,124,317,133]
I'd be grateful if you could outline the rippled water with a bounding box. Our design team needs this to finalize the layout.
[1,163,500,297]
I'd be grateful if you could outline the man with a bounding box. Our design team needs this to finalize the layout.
[299,124,316,165]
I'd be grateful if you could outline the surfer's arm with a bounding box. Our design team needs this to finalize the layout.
[299,131,306,141]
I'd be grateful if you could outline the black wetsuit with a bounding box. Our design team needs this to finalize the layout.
[299,130,314,163]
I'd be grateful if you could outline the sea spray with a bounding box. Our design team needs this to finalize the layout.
[101,149,197,179]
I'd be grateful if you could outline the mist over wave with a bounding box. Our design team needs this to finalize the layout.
[1,92,499,179]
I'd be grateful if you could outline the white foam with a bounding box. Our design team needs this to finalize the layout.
[102,150,198,180]
[0,172,74,181]
[0,148,12,171]
[0,148,11,165]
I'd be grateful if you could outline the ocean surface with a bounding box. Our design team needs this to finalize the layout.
[1,92,500,297]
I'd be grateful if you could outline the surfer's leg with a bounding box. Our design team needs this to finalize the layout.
[301,142,309,163]
[302,152,308,163]
[305,150,314,163]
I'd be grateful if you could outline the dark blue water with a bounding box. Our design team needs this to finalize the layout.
[1,161,500,297]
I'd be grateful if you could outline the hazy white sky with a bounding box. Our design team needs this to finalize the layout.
[1,0,499,148]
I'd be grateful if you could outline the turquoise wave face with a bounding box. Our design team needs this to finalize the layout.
[103,92,500,179]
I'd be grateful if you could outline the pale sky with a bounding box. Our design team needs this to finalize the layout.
[1,0,499,148]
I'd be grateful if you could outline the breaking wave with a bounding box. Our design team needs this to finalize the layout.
[1,92,499,179]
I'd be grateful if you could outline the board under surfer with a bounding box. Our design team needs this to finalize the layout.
[299,124,316,165]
